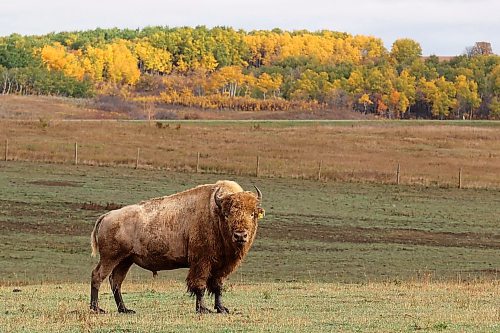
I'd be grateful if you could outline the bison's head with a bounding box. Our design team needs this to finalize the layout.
[215,186,264,249]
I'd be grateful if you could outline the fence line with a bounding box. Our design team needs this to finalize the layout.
[396,163,401,185]
[136,148,140,169]
[459,168,462,189]
[74,142,78,165]
[256,155,260,178]
[0,140,487,189]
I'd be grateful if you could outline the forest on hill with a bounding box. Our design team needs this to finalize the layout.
[0,26,499,119]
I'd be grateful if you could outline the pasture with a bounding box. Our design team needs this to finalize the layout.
[0,160,499,332]
[2,281,498,332]
[0,119,499,332]
[1,120,500,188]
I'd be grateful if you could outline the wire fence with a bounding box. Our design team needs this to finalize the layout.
[3,138,483,190]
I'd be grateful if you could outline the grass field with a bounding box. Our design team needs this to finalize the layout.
[0,118,499,332]
[1,160,499,285]
[1,281,498,332]
[1,119,499,188]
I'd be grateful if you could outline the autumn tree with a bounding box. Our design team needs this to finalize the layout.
[358,93,373,113]
[2,27,499,117]
[256,72,282,98]
[208,66,247,97]
[488,97,500,119]
[39,42,85,80]
[418,77,457,119]
[291,69,333,102]
[134,41,173,75]
[454,75,481,119]
[101,40,140,85]
[391,39,422,71]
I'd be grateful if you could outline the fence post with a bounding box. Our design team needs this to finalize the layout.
[135,148,140,169]
[396,163,401,185]
[256,155,260,178]
[318,160,322,181]
[196,152,200,173]
[74,142,78,165]
[458,168,462,189]
[4,139,8,161]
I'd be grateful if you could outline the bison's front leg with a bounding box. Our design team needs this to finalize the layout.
[187,264,212,314]
[194,288,212,314]
[214,288,229,314]
[209,278,229,314]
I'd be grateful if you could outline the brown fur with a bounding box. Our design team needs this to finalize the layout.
[89,180,263,314]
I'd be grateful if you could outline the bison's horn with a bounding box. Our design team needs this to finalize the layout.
[254,185,262,202]
[214,188,223,211]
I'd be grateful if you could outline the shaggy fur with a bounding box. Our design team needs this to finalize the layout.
[89,180,264,314]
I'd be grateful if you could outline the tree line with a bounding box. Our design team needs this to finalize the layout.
[0,26,498,119]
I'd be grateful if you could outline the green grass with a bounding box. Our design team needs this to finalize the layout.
[0,160,498,332]
[1,281,498,332]
[0,160,498,284]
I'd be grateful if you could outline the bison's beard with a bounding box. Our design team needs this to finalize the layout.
[234,240,246,248]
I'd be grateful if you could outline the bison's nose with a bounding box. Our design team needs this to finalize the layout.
[233,231,248,243]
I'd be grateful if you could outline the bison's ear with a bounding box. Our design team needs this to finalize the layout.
[214,188,223,211]
[214,188,230,217]
[257,207,265,220]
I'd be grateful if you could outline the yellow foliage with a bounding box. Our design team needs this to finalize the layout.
[244,31,385,66]
[82,46,106,82]
[104,40,141,85]
[358,93,373,105]
[39,42,85,80]
[134,41,173,74]
[256,73,282,98]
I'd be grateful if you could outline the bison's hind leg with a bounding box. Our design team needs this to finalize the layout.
[109,257,135,314]
[90,258,122,314]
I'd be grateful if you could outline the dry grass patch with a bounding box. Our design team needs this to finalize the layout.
[1,121,499,188]
[1,281,498,332]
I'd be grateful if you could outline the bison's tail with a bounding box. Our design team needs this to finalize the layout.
[90,214,106,257]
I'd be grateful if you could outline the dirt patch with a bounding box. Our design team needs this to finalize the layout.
[29,180,81,187]
[0,220,91,236]
[469,269,499,278]
[80,202,123,211]
[261,219,500,250]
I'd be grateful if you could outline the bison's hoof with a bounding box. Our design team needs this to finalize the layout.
[215,306,230,314]
[118,308,136,314]
[196,306,213,314]
[90,306,106,314]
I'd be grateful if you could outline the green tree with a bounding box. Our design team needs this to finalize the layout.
[291,69,333,102]
[488,97,500,119]
[391,38,422,71]
[454,75,481,119]
[0,34,40,68]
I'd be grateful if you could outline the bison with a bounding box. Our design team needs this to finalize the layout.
[90,180,264,314]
